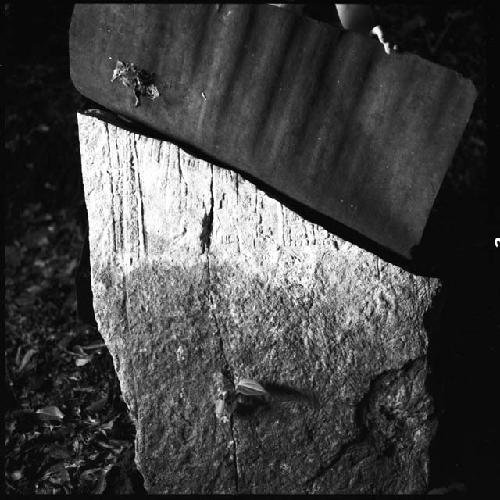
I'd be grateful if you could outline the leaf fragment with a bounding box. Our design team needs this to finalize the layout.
[42,463,70,485]
[11,470,23,481]
[75,357,92,367]
[48,445,72,460]
[85,395,108,414]
[82,342,106,351]
[36,405,64,421]
[235,378,268,397]
[18,348,37,372]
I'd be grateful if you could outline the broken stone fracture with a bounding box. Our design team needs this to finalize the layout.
[78,113,441,494]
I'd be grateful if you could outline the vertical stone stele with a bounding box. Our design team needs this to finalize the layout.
[78,113,441,494]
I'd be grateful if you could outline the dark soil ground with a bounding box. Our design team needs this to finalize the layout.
[4,2,496,495]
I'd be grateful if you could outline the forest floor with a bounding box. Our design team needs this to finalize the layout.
[4,4,144,494]
[4,2,492,495]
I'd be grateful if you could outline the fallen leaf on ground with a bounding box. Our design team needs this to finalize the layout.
[100,419,115,431]
[18,348,37,372]
[82,342,106,351]
[75,357,92,367]
[5,245,22,269]
[11,470,23,481]
[42,463,70,485]
[62,259,78,277]
[73,387,95,393]
[48,445,72,460]
[26,284,43,295]
[85,396,108,414]
[35,123,50,133]
[92,467,111,494]
[36,406,64,421]
[15,294,36,307]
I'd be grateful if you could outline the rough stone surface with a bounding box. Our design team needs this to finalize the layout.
[78,113,441,494]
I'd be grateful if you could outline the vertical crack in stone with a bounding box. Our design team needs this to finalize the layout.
[200,206,214,254]
[103,122,118,254]
[176,145,184,185]
[116,266,146,490]
[131,136,148,256]
[302,380,373,490]
[200,171,214,254]
[205,164,239,493]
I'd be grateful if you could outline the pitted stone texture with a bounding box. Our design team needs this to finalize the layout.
[78,113,440,494]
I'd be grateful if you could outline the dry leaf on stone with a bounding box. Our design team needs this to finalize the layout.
[111,60,160,107]
[235,378,268,397]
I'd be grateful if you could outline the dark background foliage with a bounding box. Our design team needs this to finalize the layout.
[4,2,496,494]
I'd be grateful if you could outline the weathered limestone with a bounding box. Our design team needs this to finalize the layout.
[78,113,441,494]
